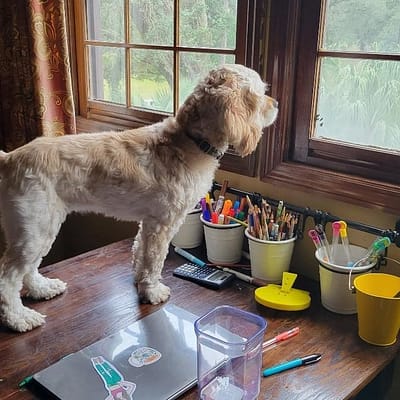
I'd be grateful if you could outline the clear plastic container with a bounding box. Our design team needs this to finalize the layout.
[194,305,267,400]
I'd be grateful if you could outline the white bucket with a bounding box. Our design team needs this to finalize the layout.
[245,229,296,283]
[201,215,245,264]
[171,209,203,249]
[316,245,376,314]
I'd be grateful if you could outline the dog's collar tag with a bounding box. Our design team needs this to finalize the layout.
[187,134,224,160]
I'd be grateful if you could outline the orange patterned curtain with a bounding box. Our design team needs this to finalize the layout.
[0,0,76,151]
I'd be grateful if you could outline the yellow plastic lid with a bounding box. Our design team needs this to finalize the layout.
[255,272,311,311]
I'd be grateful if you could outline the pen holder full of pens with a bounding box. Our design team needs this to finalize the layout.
[245,229,296,283]
[200,215,245,264]
[195,305,267,400]
[171,208,203,249]
[316,245,376,314]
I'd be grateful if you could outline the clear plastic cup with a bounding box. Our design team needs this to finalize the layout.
[194,305,267,400]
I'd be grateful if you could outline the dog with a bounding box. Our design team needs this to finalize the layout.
[0,64,278,332]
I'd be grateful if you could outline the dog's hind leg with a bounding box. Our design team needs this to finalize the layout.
[133,218,176,304]
[0,189,66,331]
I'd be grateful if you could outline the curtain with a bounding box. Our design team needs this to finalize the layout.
[0,0,76,151]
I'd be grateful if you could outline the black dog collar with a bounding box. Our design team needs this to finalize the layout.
[186,133,224,160]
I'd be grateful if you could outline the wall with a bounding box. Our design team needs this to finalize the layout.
[215,170,400,280]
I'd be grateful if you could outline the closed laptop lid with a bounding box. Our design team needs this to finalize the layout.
[32,304,198,400]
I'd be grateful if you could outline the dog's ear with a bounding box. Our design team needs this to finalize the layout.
[224,85,264,157]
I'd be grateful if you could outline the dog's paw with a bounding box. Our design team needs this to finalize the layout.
[137,282,171,304]
[3,306,46,332]
[25,278,67,300]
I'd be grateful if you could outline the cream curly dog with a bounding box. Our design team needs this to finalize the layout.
[0,64,278,332]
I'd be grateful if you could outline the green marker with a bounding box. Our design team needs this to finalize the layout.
[18,375,33,388]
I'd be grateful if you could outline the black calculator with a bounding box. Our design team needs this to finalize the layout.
[173,263,235,289]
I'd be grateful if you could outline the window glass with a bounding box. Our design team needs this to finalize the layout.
[315,58,400,150]
[86,0,124,42]
[130,0,174,46]
[179,0,237,49]
[322,0,400,53]
[88,45,126,105]
[130,49,173,112]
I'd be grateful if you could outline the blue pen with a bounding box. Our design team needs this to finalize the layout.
[174,247,206,267]
[262,354,321,377]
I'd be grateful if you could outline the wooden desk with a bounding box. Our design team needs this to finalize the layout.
[1,239,398,400]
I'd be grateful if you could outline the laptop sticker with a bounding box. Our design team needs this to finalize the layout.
[128,346,162,367]
[91,356,136,400]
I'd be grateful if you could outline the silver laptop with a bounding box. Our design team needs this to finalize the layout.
[32,304,198,400]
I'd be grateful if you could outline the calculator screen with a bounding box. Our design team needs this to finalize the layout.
[210,271,226,281]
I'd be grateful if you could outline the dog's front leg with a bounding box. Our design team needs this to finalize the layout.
[132,220,172,304]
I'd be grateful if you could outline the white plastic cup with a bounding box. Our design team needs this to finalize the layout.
[171,209,203,249]
[245,228,296,283]
[316,245,376,314]
[200,215,245,264]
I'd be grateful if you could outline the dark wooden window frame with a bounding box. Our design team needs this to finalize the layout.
[70,0,268,176]
[260,0,400,215]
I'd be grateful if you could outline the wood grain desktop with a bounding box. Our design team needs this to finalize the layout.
[1,239,398,400]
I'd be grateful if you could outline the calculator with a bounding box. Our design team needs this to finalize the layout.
[173,263,235,289]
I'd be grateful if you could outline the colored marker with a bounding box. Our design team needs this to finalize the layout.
[339,221,353,267]
[331,221,341,264]
[314,224,331,262]
[262,327,300,351]
[308,229,329,261]
[262,354,322,377]
[174,247,206,267]
[18,375,33,388]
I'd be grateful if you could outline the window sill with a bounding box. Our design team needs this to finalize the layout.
[261,160,400,216]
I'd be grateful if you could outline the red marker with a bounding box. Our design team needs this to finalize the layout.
[262,327,300,351]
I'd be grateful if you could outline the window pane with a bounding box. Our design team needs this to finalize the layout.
[180,0,237,48]
[314,57,400,151]
[322,0,400,53]
[130,0,173,45]
[179,52,235,106]
[86,0,124,42]
[88,46,126,105]
[130,49,173,113]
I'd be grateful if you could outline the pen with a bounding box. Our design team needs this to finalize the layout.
[262,354,322,377]
[174,247,206,267]
[222,268,267,287]
[262,327,300,350]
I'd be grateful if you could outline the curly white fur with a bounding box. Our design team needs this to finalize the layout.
[0,64,278,332]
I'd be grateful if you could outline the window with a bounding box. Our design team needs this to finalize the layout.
[261,0,400,214]
[72,0,267,175]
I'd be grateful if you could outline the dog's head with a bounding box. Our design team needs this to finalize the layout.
[176,64,278,157]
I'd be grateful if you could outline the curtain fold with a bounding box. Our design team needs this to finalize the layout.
[0,0,75,151]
